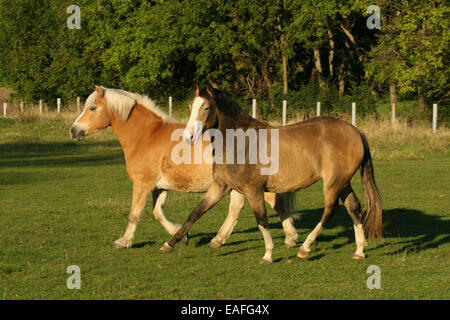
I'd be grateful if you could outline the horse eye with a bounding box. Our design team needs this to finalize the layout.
[90,106,98,112]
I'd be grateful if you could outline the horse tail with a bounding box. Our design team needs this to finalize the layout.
[359,130,383,241]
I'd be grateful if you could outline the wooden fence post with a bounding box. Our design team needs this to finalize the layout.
[3,103,7,117]
[57,98,61,114]
[77,97,81,113]
[39,100,43,114]
[169,96,173,116]
[432,103,438,133]
[317,102,321,117]
[352,102,356,126]
[252,99,257,119]
[20,100,24,113]
[282,100,287,126]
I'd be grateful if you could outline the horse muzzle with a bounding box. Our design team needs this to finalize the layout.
[183,121,203,144]
[70,125,86,141]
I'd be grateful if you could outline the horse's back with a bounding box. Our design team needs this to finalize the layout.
[279,116,363,155]
[266,117,365,193]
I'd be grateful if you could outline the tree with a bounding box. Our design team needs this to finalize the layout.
[365,0,450,107]
[0,0,447,109]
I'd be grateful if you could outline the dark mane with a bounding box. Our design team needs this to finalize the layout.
[201,88,267,127]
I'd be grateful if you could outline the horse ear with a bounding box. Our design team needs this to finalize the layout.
[95,85,104,97]
[206,84,214,97]
[195,84,200,97]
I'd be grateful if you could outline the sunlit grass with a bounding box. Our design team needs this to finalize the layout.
[0,115,448,299]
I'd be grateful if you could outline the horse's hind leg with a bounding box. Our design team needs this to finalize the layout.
[208,191,298,249]
[297,183,340,259]
[113,183,151,249]
[208,190,245,248]
[152,189,188,244]
[247,191,274,264]
[269,192,298,248]
[340,184,367,259]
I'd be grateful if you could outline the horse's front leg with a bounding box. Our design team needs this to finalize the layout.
[160,181,231,252]
[152,189,188,244]
[113,182,152,249]
[247,190,274,264]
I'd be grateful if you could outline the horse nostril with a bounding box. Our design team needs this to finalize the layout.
[70,126,85,140]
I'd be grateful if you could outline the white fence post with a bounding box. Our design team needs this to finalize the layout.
[76,97,81,113]
[39,100,43,114]
[57,98,61,114]
[252,99,257,118]
[3,103,7,117]
[352,102,356,126]
[20,100,24,113]
[317,102,321,117]
[432,103,438,133]
[169,96,173,116]
[282,100,287,126]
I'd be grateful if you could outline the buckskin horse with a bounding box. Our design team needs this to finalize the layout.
[70,86,298,249]
[160,86,382,264]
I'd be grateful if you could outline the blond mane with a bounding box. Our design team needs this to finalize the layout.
[84,88,178,123]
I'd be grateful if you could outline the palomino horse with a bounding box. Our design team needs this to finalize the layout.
[160,86,382,264]
[70,86,298,249]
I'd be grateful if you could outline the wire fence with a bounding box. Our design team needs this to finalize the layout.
[1,96,449,132]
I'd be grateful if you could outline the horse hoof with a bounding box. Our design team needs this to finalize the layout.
[160,242,174,253]
[112,240,130,249]
[207,240,222,248]
[284,241,297,248]
[297,248,310,259]
[352,254,365,260]
[259,258,272,265]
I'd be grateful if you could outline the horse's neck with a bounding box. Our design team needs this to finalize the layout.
[218,107,266,131]
[111,104,163,156]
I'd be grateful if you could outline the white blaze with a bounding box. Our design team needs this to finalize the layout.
[70,107,89,135]
[184,97,204,144]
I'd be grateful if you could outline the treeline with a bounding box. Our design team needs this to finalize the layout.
[0,0,448,111]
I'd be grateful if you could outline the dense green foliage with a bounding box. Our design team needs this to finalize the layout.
[0,0,448,111]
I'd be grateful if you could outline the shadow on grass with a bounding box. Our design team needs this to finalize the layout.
[0,140,123,168]
[132,240,156,248]
[190,207,449,259]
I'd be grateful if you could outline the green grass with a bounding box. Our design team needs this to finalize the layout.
[0,116,449,300]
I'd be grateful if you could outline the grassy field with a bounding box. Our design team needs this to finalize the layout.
[0,113,449,300]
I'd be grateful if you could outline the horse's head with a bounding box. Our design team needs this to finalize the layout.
[184,85,219,144]
[70,86,112,141]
